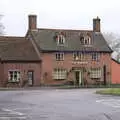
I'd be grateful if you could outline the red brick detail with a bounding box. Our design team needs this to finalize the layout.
[1,63,41,87]
[41,53,111,85]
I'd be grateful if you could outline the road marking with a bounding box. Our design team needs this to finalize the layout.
[12,107,30,111]
[0,116,26,119]
[96,99,105,103]
[1,108,24,116]
[0,108,27,119]
[96,99,120,108]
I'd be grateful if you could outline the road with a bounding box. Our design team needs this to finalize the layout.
[0,88,120,120]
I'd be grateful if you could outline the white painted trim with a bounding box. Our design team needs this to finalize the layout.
[96,99,120,108]
[79,71,82,85]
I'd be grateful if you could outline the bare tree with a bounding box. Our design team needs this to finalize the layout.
[103,32,116,44]
[103,32,120,60]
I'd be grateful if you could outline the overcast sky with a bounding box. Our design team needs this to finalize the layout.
[0,0,120,36]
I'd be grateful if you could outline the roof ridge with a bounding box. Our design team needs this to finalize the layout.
[0,36,24,38]
[112,58,120,64]
[38,28,93,32]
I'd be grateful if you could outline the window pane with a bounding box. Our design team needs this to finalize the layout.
[52,68,67,80]
[9,71,13,81]
[92,53,100,61]
[90,68,101,78]
[14,71,17,81]
[8,71,20,82]
[56,53,64,61]
[58,35,65,45]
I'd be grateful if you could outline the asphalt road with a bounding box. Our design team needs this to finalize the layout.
[0,88,120,120]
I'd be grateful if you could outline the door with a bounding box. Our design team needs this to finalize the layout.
[103,65,106,85]
[28,71,34,86]
[75,71,82,85]
[75,71,79,85]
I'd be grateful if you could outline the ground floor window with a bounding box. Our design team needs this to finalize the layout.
[90,68,101,78]
[8,70,20,82]
[52,68,67,80]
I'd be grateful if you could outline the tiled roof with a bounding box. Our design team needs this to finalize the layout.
[0,36,40,61]
[112,58,120,64]
[30,28,112,52]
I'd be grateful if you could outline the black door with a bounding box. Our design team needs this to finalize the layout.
[75,71,79,85]
[28,71,34,86]
[103,65,106,85]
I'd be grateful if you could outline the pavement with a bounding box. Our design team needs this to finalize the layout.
[0,88,120,120]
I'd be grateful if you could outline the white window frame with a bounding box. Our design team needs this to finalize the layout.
[92,53,100,61]
[8,70,20,82]
[90,68,101,78]
[56,52,64,61]
[85,36,91,45]
[88,37,91,45]
[80,35,91,45]
[73,52,84,61]
[52,68,67,80]
[80,36,84,44]
[57,35,65,45]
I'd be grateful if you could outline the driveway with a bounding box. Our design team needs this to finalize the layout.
[0,88,120,120]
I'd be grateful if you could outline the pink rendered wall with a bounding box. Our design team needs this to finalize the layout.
[111,60,120,84]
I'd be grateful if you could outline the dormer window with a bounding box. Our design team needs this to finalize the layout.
[80,36,84,44]
[80,33,91,45]
[54,32,66,46]
[57,35,65,45]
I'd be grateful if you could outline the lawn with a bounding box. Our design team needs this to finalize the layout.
[96,88,120,95]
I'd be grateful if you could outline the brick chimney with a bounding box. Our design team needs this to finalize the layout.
[28,15,37,30]
[93,16,100,32]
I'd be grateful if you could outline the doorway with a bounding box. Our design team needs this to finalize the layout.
[75,71,82,86]
[28,71,34,86]
[103,65,107,85]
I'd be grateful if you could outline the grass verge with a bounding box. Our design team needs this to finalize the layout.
[96,88,120,95]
